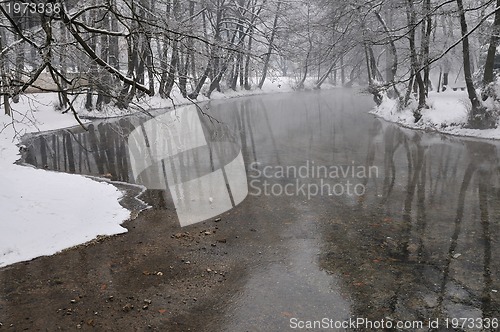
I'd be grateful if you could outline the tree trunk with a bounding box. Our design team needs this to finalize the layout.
[116,38,136,109]
[340,55,345,86]
[189,63,211,99]
[231,15,245,91]
[375,11,399,98]
[437,69,442,92]
[145,35,155,95]
[407,0,426,121]
[109,7,119,71]
[482,0,500,88]
[86,22,97,111]
[96,25,109,111]
[207,54,233,97]
[368,46,383,82]
[231,58,241,91]
[404,71,414,106]
[456,0,492,127]
[164,40,179,98]
[442,72,449,90]
[422,0,432,95]
[364,43,372,85]
[456,0,481,111]
[188,0,196,86]
[315,60,336,89]
[136,37,147,94]
[178,43,188,98]
[244,0,265,90]
[258,1,281,89]
[244,27,254,90]
[12,14,24,103]
[178,1,195,97]
[58,23,69,110]
[298,40,312,89]
[0,26,11,115]
[189,2,223,99]
[159,34,170,97]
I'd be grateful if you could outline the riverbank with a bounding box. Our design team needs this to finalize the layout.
[0,103,130,267]
[78,76,323,119]
[371,90,500,140]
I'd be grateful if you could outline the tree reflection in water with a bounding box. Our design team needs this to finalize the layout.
[320,122,500,324]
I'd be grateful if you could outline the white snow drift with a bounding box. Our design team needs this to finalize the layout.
[0,94,130,268]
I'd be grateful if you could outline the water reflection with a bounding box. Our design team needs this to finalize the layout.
[319,119,500,325]
[24,120,132,182]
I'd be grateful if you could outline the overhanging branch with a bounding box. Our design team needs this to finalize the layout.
[60,7,153,96]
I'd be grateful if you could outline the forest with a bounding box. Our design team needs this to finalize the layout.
[1,0,500,128]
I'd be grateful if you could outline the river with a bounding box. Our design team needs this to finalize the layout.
[14,88,500,330]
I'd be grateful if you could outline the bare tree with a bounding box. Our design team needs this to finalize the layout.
[258,0,280,89]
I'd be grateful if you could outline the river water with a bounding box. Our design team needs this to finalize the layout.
[21,89,500,330]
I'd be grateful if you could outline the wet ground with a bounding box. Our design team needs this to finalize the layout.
[1,89,500,331]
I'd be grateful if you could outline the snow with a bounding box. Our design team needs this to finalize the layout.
[0,93,130,268]
[371,90,500,140]
[77,76,326,119]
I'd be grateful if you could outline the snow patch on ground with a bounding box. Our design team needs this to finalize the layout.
[0,94,130,268]
[371,91,500,140]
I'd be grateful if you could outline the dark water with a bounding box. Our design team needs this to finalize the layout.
[22,89,500,330]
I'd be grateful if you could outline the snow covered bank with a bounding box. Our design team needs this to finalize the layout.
[77,76,327,119]
[0,94,130,268]
[370,90,500,140]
